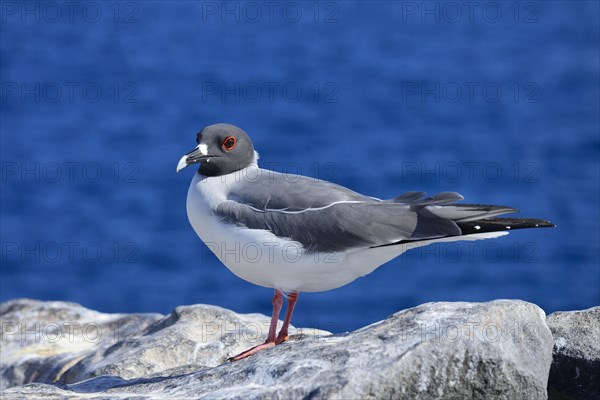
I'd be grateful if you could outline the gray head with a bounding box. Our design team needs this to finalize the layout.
[176,123,256,176]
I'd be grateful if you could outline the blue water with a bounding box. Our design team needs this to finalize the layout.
[1,1,598,332]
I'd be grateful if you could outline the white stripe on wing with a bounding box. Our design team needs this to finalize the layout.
[245,200,369,214]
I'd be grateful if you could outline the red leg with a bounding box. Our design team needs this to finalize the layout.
[266,289,284,342]
[276,292,299,344]
[229,289,284,361]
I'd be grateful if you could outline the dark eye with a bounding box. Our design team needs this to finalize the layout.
[196,133,202,144]
[222,136,236,150]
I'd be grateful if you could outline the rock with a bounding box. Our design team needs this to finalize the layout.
[0,298,327,390]
[547,307,600,400]
[1,299,554,399]
[0,298,163,389]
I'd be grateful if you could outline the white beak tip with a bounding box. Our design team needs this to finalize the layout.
[176,155,188,173]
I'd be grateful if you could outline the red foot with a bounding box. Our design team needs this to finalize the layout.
[228,341,276,361]
[228,290,299,362]
[276,333,288,345]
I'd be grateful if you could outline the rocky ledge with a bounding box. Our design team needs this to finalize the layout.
[0,299,597,400]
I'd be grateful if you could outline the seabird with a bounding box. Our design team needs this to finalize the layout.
[177,123,554,360]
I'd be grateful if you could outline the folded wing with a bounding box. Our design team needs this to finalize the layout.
[215,172,553,253]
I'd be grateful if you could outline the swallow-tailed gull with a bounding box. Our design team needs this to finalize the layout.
[176,123,554,361]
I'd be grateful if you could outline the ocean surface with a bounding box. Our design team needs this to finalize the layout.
[1,1,599,332]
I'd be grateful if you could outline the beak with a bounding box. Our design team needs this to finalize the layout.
[176,144,207,173]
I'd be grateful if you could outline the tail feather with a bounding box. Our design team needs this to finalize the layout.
[372,193,554,249]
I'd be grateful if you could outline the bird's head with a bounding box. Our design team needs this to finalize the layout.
[176,123,256,176]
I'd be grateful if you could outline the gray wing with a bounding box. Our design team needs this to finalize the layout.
[226,170,375,211]
[215,171,518,253]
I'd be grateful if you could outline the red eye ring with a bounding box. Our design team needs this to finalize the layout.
[222,136,236,151]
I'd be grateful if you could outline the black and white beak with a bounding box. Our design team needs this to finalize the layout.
[176,144,209,172]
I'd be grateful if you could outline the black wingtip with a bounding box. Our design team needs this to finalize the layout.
[534,219,555,228]
[458,217,555,235]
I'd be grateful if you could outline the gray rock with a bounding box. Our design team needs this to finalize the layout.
[1,299,554,399]
[0,298,163,389]
[0,298,327,390]
[547,307,600,400]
